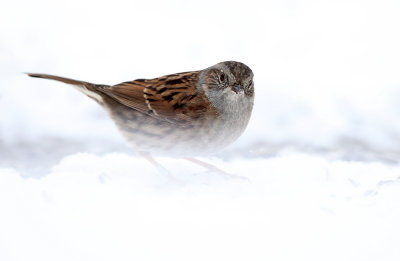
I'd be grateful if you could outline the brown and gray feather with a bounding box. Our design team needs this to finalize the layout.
[27,61,254,156]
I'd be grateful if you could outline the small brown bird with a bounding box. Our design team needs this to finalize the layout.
[28,61,254,173]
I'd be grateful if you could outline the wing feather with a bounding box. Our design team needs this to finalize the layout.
[99,71,214,124]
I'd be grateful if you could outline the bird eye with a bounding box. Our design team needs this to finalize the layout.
[219,72,226,82]
[248,80,253,88]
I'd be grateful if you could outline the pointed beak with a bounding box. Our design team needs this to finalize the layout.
[232,84,244,94]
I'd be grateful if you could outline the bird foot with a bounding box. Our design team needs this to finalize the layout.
[184,158,250,182]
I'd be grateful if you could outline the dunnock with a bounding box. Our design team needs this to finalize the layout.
[28,61,254,173]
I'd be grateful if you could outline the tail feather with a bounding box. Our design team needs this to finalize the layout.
[26,73,106,103]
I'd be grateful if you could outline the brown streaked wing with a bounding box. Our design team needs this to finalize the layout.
[99,71,210,124]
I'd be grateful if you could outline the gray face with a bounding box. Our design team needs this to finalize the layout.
[200,61,254,97]
[198,61,255,120]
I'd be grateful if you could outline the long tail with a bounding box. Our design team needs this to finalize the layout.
[26,73,107,104]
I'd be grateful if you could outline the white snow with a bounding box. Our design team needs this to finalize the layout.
[1,154,400,260]
[1,0,400,260]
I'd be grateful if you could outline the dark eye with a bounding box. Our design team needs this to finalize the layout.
[219,72,226,82]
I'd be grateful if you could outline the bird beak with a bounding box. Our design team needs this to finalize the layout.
[232,84,244,94]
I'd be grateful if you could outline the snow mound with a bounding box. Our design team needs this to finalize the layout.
[1,153,399,261]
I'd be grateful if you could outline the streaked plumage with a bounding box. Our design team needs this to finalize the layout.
[27,61,254,157]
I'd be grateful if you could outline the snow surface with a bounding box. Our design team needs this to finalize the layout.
[1,0,400,260]
[1,154,400,260]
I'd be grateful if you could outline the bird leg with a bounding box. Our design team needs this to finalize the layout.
[184,157,248,181]
[138,151,170,175]
[137,152,248,181]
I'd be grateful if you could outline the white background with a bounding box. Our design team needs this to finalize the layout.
[1,0,400,260]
